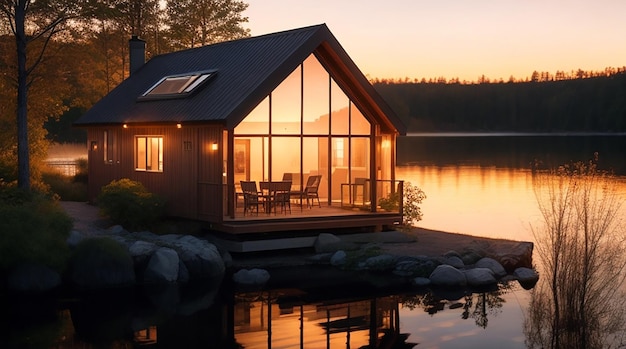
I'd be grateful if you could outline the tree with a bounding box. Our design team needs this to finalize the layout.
[165,0,249,50]
[0,0,92,190]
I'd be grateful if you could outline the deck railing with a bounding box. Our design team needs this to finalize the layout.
[44,159,80,176]
[340,179,404,214]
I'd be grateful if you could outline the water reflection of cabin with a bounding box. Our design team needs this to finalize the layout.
[75,24,406,235]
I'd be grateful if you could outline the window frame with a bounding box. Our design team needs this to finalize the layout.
[138,70,217,101]
[135,135,164,172]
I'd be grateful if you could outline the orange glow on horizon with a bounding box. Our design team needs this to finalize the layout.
[245,0,626,82]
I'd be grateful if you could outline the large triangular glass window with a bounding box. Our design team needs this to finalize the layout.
[139,71,216,100]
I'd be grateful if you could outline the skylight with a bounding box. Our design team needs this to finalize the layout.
[139,71,216,100]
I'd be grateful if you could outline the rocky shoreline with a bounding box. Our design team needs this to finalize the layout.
[4,202,539,295]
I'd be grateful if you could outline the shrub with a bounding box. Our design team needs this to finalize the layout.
[379,181,426,228]
[73,158,88,184]
[0,184,72,273]
[69,237,135,288]
[41,169,88,202]
[97,178,166,231]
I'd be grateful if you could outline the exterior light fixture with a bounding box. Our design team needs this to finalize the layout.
[90,141,98,151]
[123,124,128,129]
[176,123,182,129]
[211,142,218,151]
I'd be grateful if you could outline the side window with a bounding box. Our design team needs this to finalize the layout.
[135,136,163,172]
[103,130,116,164]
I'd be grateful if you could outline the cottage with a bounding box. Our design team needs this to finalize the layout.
[75,24,406,235]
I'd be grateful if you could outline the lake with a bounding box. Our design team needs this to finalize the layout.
[5,134,626,348]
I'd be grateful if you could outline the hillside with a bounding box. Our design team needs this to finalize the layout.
[374,73,626,133]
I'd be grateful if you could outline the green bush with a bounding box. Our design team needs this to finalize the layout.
[0,184,72,273]
[73,158,88,184]
[69,237,135,288]
[97,178,166,231]
[379,181,426,229]
[41,169,88,202]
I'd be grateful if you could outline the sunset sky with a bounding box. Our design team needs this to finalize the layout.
[245,0,626,82]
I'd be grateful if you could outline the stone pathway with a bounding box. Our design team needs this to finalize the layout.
[59,201,110,234]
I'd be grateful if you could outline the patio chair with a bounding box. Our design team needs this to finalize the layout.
[304,175,321,208]
[240,181,261,216]
[353,177,369,206]
[271,181,292,214]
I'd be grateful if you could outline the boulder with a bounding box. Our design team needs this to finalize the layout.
[144,247,179,283]
[363,254,396,271]
[464,268,496,286]
[314,233,342,253]
[460,250,484,265]
[443,250,461,259]
[496,242,534,271]
[128,240,157,261]
[412,277,431,287]
[394,259,438,277]
[330,250,347,266]
[67,230,86,248]
[514,267,539,289]
[232,268,270,285]
[429,265,467,286]
[160,235,225,280]
[7,264,61,293]
[107,225,127,235]
[475,257,507,278]
[444,256,465,269]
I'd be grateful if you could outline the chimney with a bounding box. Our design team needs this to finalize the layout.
[129,35,146,75]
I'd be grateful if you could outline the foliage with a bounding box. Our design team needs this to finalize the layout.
[342,246,382,270]
[97,178,166,231]
[0,183,72,273]
[525,155,626,349]
[0,0,252,190]
[69,237,134,288]
[166,0,250,50]
[375,72,626,133]
[379,181,426,229]
[70,237,132,272]
[41,168,87,202]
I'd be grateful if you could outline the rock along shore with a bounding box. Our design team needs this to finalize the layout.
[5,202,539,294]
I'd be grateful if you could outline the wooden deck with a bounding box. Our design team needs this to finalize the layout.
[204,202,401,253]
[221,203,398,231]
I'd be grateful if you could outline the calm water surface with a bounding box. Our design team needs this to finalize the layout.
[5,135,626,348]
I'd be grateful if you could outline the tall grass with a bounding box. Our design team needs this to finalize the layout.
[525,157,626,349]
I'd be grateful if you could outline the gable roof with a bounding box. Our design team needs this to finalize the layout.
[74,24,406,135]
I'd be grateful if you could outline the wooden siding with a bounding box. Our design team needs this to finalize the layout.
[197,126,225,221]
[86,124,223,222]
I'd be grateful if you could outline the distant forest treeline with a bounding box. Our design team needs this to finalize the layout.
[373,69,626,133]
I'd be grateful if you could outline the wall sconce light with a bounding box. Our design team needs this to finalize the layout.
[90,141,98,151]
[176,123,182,129]
[211,142,218,151]
[123,124,128,129]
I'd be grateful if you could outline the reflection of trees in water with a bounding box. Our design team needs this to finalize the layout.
[400,284,509,329]
[526,158,626,349]
[462,285,507,328]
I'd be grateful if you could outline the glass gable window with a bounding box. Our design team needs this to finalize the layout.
[135,136,163,172]
[232,53,376,207]
[140,71,215,100]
